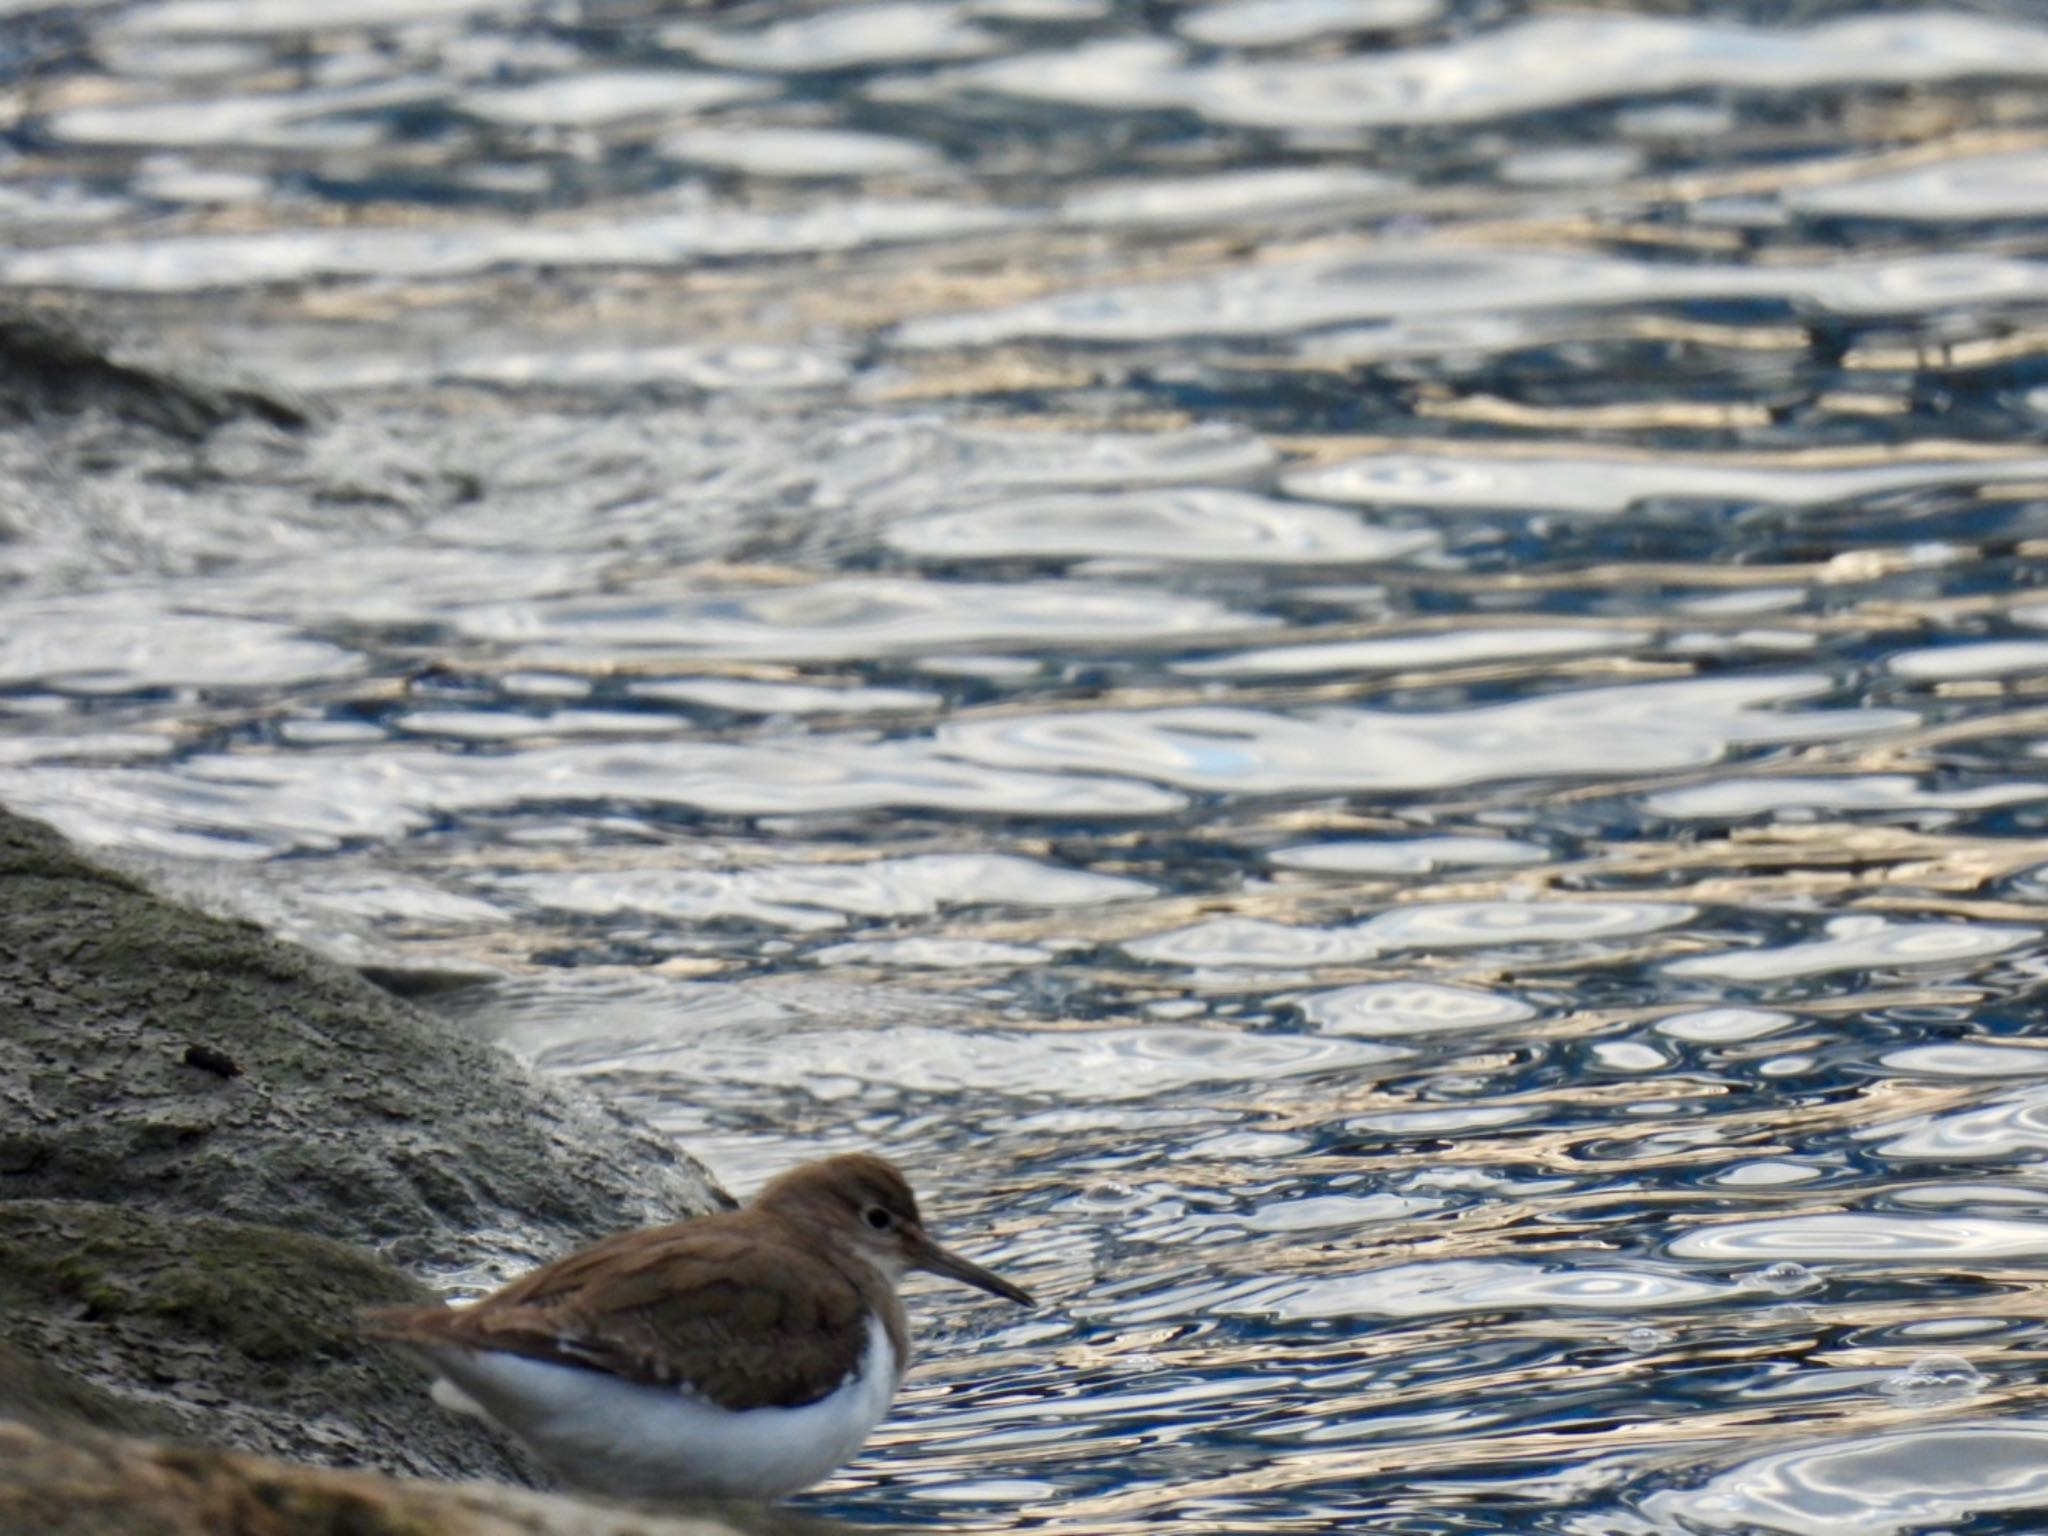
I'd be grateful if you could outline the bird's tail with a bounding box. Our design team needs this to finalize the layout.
[358,1302,459,1344]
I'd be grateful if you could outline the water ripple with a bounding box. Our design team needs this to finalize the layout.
[897,245,2048,349]
[2,200,1027,290]
[1646,775,2048,820]
[1668,1213,2048,1262]
[1176,626,1639,679]
[397,343,852,395]
[1287,448,2048,517]
[1235,1191,1441,1233]
[568,1019,1404,1100]
[1295,981,1537,1037]
[15,1,2048,1529]
[464,70,770,128]
[1666,916,2039,982]
[1638,1421,2048,1536]
[1126,900,1687,967]
[113,0,508,36]
[885,488,1434,565]
[811,938,1052,968]
[453,577,1269,662]
[1873,1085,2048,1161]
[1270,836,1549,874]
[670,2,1001,72]
[940,677,1913,795]
[1791,147,2048,222]
[1879,1043,2048,1079]
[43,74,448,149]
[494,852,1149,931]
[1227,1259,1733,1322]
[627,678,941,717]
[0,597,361,692]
[1887,640,2048,682]
[657,125,943,179]
[4,737,1188,858]
[1655,1007,1799,1043]
[1123,917,1379,968]
[1177,0,1444,49]
[1879,1352,1986,1405]
[1058,167,1404,230]
[942,12,2048,131]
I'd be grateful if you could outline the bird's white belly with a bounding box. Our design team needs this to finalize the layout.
[428,1314,900,1501]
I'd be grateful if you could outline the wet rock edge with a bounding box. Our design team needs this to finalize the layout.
[0,804,744,1527]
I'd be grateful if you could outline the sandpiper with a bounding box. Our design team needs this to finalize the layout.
[363,1152,1033,1501]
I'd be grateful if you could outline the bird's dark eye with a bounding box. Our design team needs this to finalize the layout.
[864,1205,892,1230]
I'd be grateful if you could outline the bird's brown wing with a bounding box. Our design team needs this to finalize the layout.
[363,1214,873,1411]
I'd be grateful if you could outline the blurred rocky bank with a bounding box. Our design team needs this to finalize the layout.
[0,788,820,1536]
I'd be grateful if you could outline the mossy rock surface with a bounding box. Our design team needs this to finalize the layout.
[0,806,724,1272]
[0,1414,866,1536]
[0,805,731,1488]
[0,1199,541,1483]
[0,1343,174,1441]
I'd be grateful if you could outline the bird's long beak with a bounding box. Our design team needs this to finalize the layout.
[911,1230,1035,1306]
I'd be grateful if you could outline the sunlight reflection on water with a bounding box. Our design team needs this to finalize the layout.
[9,0,2048,1530]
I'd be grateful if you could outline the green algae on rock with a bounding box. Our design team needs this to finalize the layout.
[0,1200,542,1485]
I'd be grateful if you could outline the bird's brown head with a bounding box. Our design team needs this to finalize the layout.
[756,1152,1034,1307]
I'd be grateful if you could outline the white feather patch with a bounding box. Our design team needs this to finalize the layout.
[423,1313,899,1501]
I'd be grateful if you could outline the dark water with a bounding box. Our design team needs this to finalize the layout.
[9,1,2048,1531]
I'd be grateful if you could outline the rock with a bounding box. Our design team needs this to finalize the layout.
[0,806,728,1274]
[0,1415,866,1536]
[0,299,310,437]
[0,803,730,1487]
[0,1200,535,1484]
[0,1343,177,1442]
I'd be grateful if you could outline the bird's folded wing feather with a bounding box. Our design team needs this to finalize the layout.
[365,1218,872,1411]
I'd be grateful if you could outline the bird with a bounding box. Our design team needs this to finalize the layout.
[362,1152,1034,1501]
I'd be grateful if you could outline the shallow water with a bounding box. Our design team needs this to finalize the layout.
[8,1,2048,1531]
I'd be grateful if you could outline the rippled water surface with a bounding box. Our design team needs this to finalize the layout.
[9,1,2048,1531]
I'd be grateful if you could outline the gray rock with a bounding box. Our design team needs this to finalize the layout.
[0,1413,866,1536]
[0,804,729,1486]
[0,1199,539,1484]
[0,299,310,437]
[0,806,728,1275]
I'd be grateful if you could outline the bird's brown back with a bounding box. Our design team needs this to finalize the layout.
[363,1208,898,1411]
